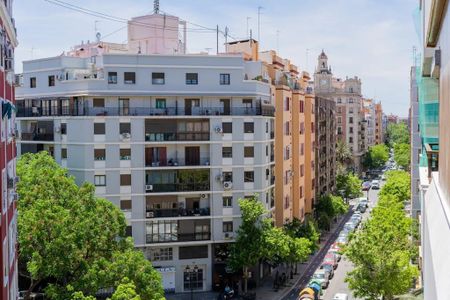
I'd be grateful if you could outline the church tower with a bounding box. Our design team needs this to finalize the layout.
[314,50,333,94]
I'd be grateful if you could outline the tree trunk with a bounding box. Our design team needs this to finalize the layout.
[25,279,41,300]
[243,266,248,294]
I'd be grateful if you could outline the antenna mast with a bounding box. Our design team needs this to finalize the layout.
[154,0,160,14]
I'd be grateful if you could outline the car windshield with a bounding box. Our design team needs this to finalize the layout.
[313,273,325,279]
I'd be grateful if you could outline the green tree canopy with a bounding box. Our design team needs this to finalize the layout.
[17,152,164,300]
[283,217,320,252]
[315,194,348,230]
[336,173,363,200]
[363,144,389,169]
[379,170,411,203]
[387,122,410,146]
[394,143,411,170]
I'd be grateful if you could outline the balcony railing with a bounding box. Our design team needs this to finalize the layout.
[145,157,210,167]
[146,232,211,244]
[17,105,275,118]
[146,182,210,193]
[146,207,210,218]
[145,132,210,142]
[21,132,54,141]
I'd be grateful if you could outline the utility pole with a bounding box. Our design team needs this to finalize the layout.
[246,17,251,39]
[153,0,160,14]
[216,25,219,54]
[224,26,229,45]
[258,6,263,43]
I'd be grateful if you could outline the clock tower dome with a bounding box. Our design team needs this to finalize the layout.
[314,49,333,94]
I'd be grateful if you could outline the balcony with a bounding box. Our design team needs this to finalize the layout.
[425,143,439,179]
[146,208,210,218]
[145,219,211,244]
[145,132,210,142]
[21,132,54,141]
[146,195,210,218]
[145,169,210,193]
[17,104,275,118]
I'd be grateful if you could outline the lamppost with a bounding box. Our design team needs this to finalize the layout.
[185,265,199,300]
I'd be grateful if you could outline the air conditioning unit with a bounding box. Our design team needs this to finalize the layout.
[145,184,153,191]
[200,194,207,199]
[224,232,233,240]
[54,126,61,133]
[223,181,233,190]
[215,127,223,134]
[146,211,154,218]
[121,132,131,140]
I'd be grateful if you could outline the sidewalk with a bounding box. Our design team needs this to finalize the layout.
[166,211,352,300]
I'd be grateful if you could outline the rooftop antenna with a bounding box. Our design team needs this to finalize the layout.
[94,20,100,39]
[154,0,160,14]
[257,6,263,43]
[246,17,251,39]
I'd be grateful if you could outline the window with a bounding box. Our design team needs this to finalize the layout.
[349,108,354,114]
[120,123,131,134]
[349,127,354,133]
[300,186,303,198]
[94,175,106,186]
[349,117,354,124]
[93,98,105,108]
[243,99,253,108]
[220,73,230,85]
[222,122,232,134]
[223,197,232,207]
[120,174,131,186]
[30,77,36,88]
[61,123,67,135]
[180,246,208,260]
[120,199,132,211]
[150,247,173,261]
[223,221,233,232]
[349,98,354,103]
[337,127,342,134]
[244,122,254,133]
[301,143,304,155]
[349,137,353,143]
[244,171,254,182]
[120,148,131,160]
[266,122,269,133]
[186,73,198,85]
[124,72,136,84]
[337,107,342,113]
[222,147,232,158]
[266,145,269,156]
[61,148,67,159]
[223,172,232,182]
[48,75,55,87]
[94,123,105,135]
[300,164,304,177]
[311,160,315,171]
[337,117,342,124]
[94,149,106,161]
[300,100,304,113]
[284,121,290,135]
[284,145,290,160]
[244,146,254,158]
[337,98,342,103]
[152,72,165,85]
[300,122,305,134]
[155,98,166,109]
[284,97,290,111]
[108,72,118,84]
[311,122,315,133]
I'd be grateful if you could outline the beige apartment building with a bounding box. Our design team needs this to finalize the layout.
[375,102,384,144]
[226,42,315,226]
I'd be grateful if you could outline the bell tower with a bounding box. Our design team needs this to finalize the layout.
[314,50,333,94]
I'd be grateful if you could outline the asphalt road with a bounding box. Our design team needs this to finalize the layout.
[283,182,383,300]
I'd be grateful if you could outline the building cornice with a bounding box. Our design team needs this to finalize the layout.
[426,0,449,47]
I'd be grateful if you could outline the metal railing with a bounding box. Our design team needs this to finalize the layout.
[145,157,210,167]
[144,132,210,142]
[21,132,54,141]
[146,232,211,244]
[17,105,275,118]
[146,208,210,218]
[146,182,210,193]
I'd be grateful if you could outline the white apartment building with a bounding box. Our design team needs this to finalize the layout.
[15,11,275,294]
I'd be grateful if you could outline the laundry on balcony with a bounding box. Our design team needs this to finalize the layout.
[1,100,16,119]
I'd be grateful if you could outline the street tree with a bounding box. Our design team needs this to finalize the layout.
[394,143,410,170]
[17,152,164,300]
[336,173,363,201]
[315,194,348,230]
[379,170,411,203]
[363,144,389,169]
[284,218,320,252]
[387,122,410,146]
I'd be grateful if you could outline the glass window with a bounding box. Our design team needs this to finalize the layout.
[61,123,67,135]
[244,122,254,133]
[94,123,105,135]
[94,149,106,161]
[223,172,232,182]
[244,146,254,157]
[222,147,232,158]
[93,98,105,108]
[244,171,254,182]
[150,247,173,261]
[120,149,131,160]
[243,99,253,108]
[220,73,230,85]
[156,98,166,108]
[223,221,233,232]
[124,72,136,84]
[48,75,55,87]
[186,73,198,85]
[120,123,131,134]
[180,246,208,260]
[152,72,165,85]
[120,174,131,186]
[108,72,117,84]
[222,197,232,207]
[94,175,106,186]
[120,199,132,211]
[183,268,204,290]
[61,148,67,159]
[222,122,232,134]
[30,77,36,88]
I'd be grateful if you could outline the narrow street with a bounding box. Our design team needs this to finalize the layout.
[283,180,383,300]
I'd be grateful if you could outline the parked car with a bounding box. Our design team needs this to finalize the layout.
[381,174,386,181]
[320,262,334,279]
[323,253,338,269]
[356,204,367,213]
[333,293,349,300]
[344,221,356,232]
[358,197,368,206]
[336,235,348,245]
[371,180,380,189]
[362,181,371,191]
[350,215,361,227]
[327,249,341,261]
[311,270,330,288]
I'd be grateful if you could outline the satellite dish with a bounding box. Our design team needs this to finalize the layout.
[96,32,101,42]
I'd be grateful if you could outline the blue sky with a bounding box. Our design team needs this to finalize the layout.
[14,0,418,116]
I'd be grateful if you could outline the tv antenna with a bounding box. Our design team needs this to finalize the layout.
[154,0,160,14]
